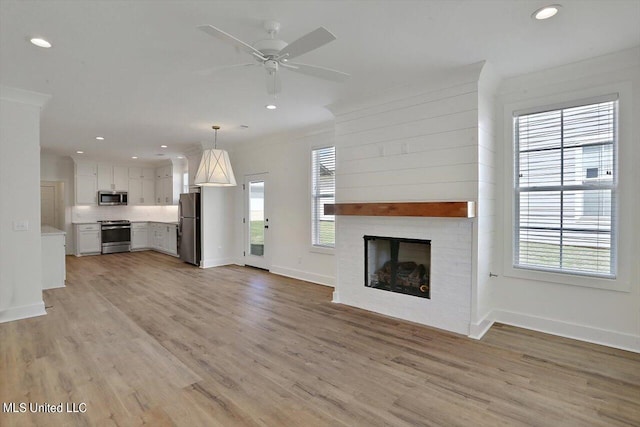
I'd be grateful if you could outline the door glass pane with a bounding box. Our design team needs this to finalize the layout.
[249,181,265,256]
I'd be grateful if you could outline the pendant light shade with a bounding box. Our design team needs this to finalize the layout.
[194,126,237,187]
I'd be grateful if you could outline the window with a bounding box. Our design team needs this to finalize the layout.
[312,146,335,247]
[183,172,189,194]
[514,96,617,277]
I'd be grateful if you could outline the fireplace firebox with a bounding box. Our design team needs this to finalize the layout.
[364,235,431,299]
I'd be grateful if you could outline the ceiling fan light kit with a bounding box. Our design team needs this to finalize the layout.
[195,125,237,187]
[198,21,350,95]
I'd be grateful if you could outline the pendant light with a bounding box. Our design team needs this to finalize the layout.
[194,125,237,186]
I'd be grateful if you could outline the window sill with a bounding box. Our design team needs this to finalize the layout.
[503,264,630,293]
[309,245,335,255]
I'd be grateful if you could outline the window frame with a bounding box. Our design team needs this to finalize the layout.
[513,94,618,279]
[502,84,632,292]
[311,145,336,250]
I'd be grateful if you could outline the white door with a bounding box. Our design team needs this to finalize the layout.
[244,173,269,270]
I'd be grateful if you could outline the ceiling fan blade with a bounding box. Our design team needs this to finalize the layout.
[277,27,336,60]
[196,63,256,76]
[266,71,281,95]
[285,62,350,82]
[198,25,266,60]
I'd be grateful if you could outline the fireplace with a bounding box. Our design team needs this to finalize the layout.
[364,235,431,299]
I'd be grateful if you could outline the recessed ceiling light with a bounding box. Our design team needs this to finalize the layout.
[131,156,138,159]
[76,151,84,154]
[160,145,167,148]
[532,4,561,20]
[265,104,277,110]
[177,156,184,159]
[30,38,52,48]
[95,136,104,141]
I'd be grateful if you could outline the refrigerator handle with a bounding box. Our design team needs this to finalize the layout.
[177,200,182,236]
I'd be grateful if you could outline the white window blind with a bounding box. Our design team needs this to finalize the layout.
[514,97,617,277]
[312,146,335,247]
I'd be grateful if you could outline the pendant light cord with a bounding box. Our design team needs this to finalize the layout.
[212,125,220,149]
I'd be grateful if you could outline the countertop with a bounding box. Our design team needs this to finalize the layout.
[72,221,178,225]
[41,225,66,236]
[133,221,179,225]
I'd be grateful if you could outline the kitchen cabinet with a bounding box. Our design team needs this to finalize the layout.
[75,224,101,256]
[74,160,98,205]
[164,224,178,256]
[129,167,155,180]
[154,164,178,206]
[42,226,66,289]
[98,164,128,191]
[148,222,178,256]
[131,223,149,250]
[129,168,155,206]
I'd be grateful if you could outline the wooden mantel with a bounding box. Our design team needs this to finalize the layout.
[324,201,475,218]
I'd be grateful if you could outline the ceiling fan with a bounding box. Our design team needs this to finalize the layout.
[198,21,350,95]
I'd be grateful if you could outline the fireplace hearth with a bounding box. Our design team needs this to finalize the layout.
[364,235,431,299]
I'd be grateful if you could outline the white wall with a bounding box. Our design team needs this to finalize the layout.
[491,48,640,351]
[0,86,50,323]
[200,186,235,268]
[229,126,336,286]
[471,63,501,337]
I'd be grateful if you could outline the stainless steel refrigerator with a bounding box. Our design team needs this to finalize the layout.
[179,192,201,265]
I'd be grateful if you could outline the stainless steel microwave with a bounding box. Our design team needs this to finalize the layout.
[98,191,128,206]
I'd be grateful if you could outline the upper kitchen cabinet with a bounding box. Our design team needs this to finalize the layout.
[74,160,98,205]
[129,167,155,205]
[98,164,128,191]
[129,167,155,180]
[155,163,180,206]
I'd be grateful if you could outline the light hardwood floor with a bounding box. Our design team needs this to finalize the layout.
[1,251,639,426]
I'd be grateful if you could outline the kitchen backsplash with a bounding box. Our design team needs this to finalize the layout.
[72,205,179,223]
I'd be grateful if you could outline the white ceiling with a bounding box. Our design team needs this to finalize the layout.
[1,0,639,163]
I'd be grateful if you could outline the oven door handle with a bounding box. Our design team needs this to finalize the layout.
[101,226,131,230]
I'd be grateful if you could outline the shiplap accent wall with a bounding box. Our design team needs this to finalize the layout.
[330,63,491,336]
[331,63,484,203]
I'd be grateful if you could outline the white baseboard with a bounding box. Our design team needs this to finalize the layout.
[469,313,495,340]
[0,301,46,324]
[493,309,640,353]
[332,291,340,303]
[270,265,335,287]
[200,257,235,269]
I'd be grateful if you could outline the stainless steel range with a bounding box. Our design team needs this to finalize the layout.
[98,220,131,254]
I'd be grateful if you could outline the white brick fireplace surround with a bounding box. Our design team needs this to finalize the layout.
[334,216,473,335]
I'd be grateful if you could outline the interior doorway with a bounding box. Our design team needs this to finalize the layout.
[40,181,65,230]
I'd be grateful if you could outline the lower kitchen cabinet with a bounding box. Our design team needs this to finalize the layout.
[150,223,178,256]
[132,222,178,256]
[74,222,177,257]
[42,227,66,289]
[131,223,149,250]
[74,224,101,256]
